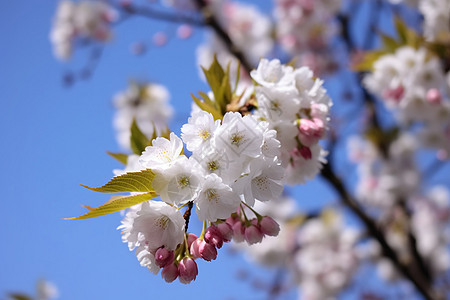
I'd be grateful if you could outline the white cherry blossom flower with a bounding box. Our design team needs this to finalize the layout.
[250,58,295,88]
[118,201,185,273]
[152,157,203,205]
[139,132,184,171]
[195,174,241,222]
[181,110,220,152]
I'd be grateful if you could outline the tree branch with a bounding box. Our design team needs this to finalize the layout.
[116,3,205,27]
[193,0,253,73]
[320,163,439,300]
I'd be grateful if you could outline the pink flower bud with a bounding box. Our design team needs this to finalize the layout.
[259,216,280,237]
[161,263,178,283]
[299,146,312,160]
[226,215,239,227]
[298,118,324,147]
[244,224,264,245]
[153,32,168,47]
[178,258,198,284]
[190,238,202,259]
[199,241,217,261]
[155,247,174,268]
[187,233,198,248]
[205,226,223,249]
[383,85,404,102]
[216,222,233,242]
[426,88,441,105]
[177,24,193,39]
[130,42,146,55]
[232,221,245,242]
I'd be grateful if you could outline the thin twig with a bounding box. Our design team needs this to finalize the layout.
[115,3,205,27]
[193,0,253,73]
[183,201,194,233]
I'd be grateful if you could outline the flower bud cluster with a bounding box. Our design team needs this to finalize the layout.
[50,0,116,60]
[226,211,280,245]
[251,58,332,184]
[113,82,172,150]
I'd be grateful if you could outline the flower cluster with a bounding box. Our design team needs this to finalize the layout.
[364,46,450,157]
[50,0,116,60]
[252,59,332,185]
[113,82,172,150]
[420,0,450,42]
[118,110,284,283]
[348,134,420,209]
[411,186,450,274]
[274,0,341,75]
[294,212,360,299]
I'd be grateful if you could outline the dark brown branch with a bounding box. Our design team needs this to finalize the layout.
[320,163,439,300]
[183,201,194,233]
[116,3,205,27]
[193,0,253,74]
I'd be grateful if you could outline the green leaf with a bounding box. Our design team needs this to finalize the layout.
[217,63,232,114]
[130,118,150,155]
[106,151,128,165]
[393,16,422,48]
[64,192,157,220]
[394,16,409,44]
[81,169,156,193]
[233,60,241,94]
[201,55,232,114]
[380,33,400,51]
[352,50,388,71]
[198,91,215,108]
[191,93,223,121]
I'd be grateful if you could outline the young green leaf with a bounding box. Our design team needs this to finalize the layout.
[81,169,156,193]
[106,151,128,165]
[352,50,388,71]
[130,118,150,155]
[380,33,400,51]
[191,93,223,120]
[64,192,157,220]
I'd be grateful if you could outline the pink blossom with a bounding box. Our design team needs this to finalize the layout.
[244,224,264,244]
[153,32,168,47]
[199,241,218,261]
[177,24,193,39]
[216,222,233,242]
[232,221,245,242]
[178,258,198,284]
[187,233,198,248]
[155,247,174,268]
[190,238,202,259]
[161,263,178,283]
[426,88,441,105]
[298,118,325,147]
[383,85,404,102]
[205,225,224,249]
[259,216,280,237]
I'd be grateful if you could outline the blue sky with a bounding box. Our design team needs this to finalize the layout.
[2,1,439,299]
[0,1,308,299]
